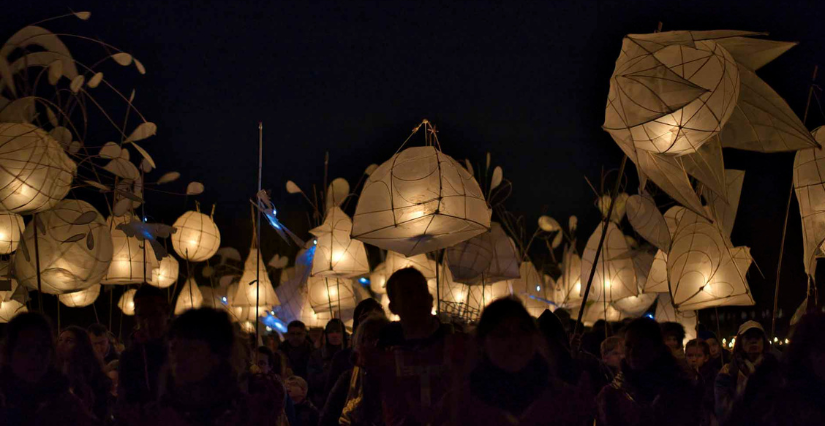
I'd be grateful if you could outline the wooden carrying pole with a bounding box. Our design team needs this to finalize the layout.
[255,122,263,345]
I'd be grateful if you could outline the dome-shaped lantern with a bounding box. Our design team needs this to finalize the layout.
[352,122,491,256]
[59,284,101,308]
[118,288,137,316]
[0,123,76,213]
[310,207,369,278]
[174,278,203,315]
[171,210,220,262]
[0,213,24,254]
[15,199,113,294]
[232,247,279,308]
[101,214,159,284]
[148,255,179,289]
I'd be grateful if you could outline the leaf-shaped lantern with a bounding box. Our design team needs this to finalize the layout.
[554,246,582,307]
[325,178,350,210]
[580,222,637,302]
[310,207,369,278]
[642,250,669,293]
[703,169,745,238]
[507,261,549,317]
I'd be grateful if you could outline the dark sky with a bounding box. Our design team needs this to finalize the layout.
[4,0,825,334]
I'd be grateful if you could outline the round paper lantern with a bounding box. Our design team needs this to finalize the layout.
[369,262,387,294]
[0,123,76,213]
[118,288,137,316]
[232,248,279,307]
[101,214,159,284]
[352,145,491,256]
[446,227,494,284]
[59,284,100,308]
[171,210,220,262]
[308,276,355,315]
[310,207,370,278]
[148,255,179,289]
[0,299,27,323]
[604,36,740,155]
[175,278,203,315]
[0,213,24,254]
[580,223,637,302]
[15,199,113,294]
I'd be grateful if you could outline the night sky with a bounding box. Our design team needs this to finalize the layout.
[3,0,824,336]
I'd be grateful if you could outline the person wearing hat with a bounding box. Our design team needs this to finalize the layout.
[714,320,772,423]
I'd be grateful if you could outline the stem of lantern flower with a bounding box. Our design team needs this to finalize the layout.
[33,213,43,313]
[572,155,627,349]
[772,65,818,339]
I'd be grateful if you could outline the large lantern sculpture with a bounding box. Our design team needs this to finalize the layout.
[149,255,179,289]
[310,207,369,278]
[171,210,220,262]
[59,284,101,308]
[101,213,159,284]
[118,288,137,316]
[352,121,491,256]
[0,213,24,254]
[0,123,76,213]
[15,199,113,294]
[175,278,204,315]
[580,222,637,302]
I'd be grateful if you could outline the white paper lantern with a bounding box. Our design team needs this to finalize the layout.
[118,288,137,316]
[385,251,437,280]
[310,207,370,278]
[482,223,521,283]
[0,213,24,254]
[149,255,179,289]
[101,214,159,285]
[794,127,825,277]
[642,250,669,293]
[232,248,279,307]
[626,194,671,252]
[369,262,387,294]
[15,199,113,294]
[469,280,512,309]
[59,284,100,308]
[554,248,582,307]
[0,123,76,213]
[668,209,754,310]
[604,34,740,155]
[175,278,203,315]
[275,261,332,328]
[655,292,697,346]
[171,210,221,262]
[308,276,355,315]
[446,226,494,284]
[352,145,491,256]
[0,299,27,323]
[569,302,625,327]
[580,222,637,302]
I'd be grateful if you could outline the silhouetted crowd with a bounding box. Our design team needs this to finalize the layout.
[1,267,824,425]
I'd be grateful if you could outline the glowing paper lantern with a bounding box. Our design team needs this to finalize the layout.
[480,223,521,283]
[369,262,387,294]
[59,284,100,308]
[446,228,494,284]
[148,255,179,289]
[613,293,657,316]
[175,278,203,315]
[655,292,697,346]
[794,127,825,277]
[0,213,24,254]
[469,281,511,308]
[507,261,549,317]
[233,248,279,307]
[385,251,437,280]
[0,123,76,213]
[704,170,745,238]
[171,210,220,262]
[642,250,669,293]
[15,199,113,294]
[310,207,369,278]
[569,302,624,327]
[308,276,355,315]
[580,223,637,302]
[554,248,582,307]
[0,299,27,323]
[352,145,491,256]
[626,194,671,252]
[101,214,159,284]
[668,209,754,310]
[118,288,137,316]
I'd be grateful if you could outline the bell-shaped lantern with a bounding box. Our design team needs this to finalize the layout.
[352,136,491,256]
[0,213,24,254]
[149,255,179,289]
[0,123,76,213]
[175,278,203,315]
[15,199,113,294]
[59,284,101,308]
[232,247,279,307]
[118,288,137,316]
[580,222,637,302]
[101,213,159,284]
[310,207,369,277]
[171,210,221,262]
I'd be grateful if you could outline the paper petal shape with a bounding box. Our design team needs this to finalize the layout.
[626,194,671,252]
[704,169,745,238]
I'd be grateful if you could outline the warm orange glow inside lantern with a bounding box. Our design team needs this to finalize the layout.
[102,214,159,284]
[149,255,179,289]
[171,210,220,262]
[59,284,100,308]
[118,288,137,316]
[0,213,24,254]
[310,207,369,278]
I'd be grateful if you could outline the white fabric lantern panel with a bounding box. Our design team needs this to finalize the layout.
[59,284,100,308]
[175,278,204,315]
[655,292,697,346]
[15,199,113,294]
[102,214,159,285]
[507,261,549,317]
[118,288,137,316]
[554,248,582,307]
[643,250,669,293]
[0,123,77,213]
[233,248,279,307]
[612,293,657,317]
[668,210,754,311]
[446,228,494,284]
[580,223,637,302]
[604,35,740,155]
[0,299,27,323]
[793,127,825,277]
[149,255,179,289]
[310,207,370,278]
[308,276,356,315]
[369,262,387,294]
[482,223,521,284]
[352,146,491,256]
[171,211,221,262]
[0,213,24,254]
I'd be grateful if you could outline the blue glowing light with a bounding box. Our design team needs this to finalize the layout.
[645,313,654,319]
[359,277,369,285]
[221,297,228,304]
[261,314,288,333]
